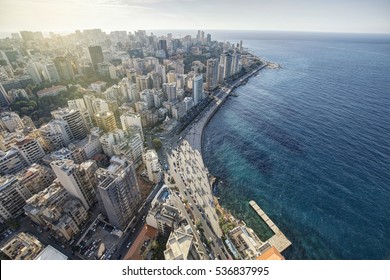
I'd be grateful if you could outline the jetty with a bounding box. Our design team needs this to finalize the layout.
[249,200,292,253]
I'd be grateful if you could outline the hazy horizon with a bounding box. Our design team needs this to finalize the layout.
[1,0,389,36]
[1,29,390,41]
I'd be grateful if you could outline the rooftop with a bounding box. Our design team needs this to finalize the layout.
[124,225,158,260]
[37,85,66,95]
[34,245,68,260]
[256,246,285,260]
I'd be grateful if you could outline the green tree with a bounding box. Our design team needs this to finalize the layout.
[152,138,162,150]
[5,219,20,230]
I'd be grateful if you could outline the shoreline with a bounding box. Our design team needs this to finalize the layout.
[200,63,269,156]
[173,60,290,259]
[183,62,269,155]
[196,61,292,256]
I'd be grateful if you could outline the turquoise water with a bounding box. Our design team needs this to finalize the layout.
[203,34,390,259]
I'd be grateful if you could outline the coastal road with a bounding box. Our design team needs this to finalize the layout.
[168,142,227,259]
[157,64,267,259]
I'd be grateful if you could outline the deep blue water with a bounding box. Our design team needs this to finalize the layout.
[203,34,390,260]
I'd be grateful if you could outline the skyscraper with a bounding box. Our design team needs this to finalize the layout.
[220,53,232,80]
[0,83,10,108]
[231,51,241,76]
[26,62,43,84]
[164,83,177,102]
[51,108,89,142]
[206,33,212,44]
[13,136,45,165]
[158,40,168,58]
[95,111,117,133]
[44,63,60,83]
[53,56,76,81]
[88,46,104,71]
[96,156,141,229]
[192,74,203,105]
[206,58,219,90]
[120,112,144,140]
[143,149,162,183]
[0,175,31,223]
[0,149,27,175]
[0,112,24,132]
[39,120,71,150]
[51,159,96,210]
[136,75,152,92]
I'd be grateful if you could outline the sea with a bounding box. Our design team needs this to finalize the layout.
[202,31,390,260]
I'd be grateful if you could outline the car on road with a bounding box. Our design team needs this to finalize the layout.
[131,228,136,233]
[126,241,132,248]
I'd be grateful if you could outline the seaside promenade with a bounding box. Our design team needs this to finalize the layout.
[163,63,276,259]
[185,63,268,153]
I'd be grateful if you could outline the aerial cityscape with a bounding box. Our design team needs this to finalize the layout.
[0,1,389,263]
[0,28,290,260]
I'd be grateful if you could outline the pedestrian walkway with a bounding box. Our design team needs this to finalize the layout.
[249,200,292,253]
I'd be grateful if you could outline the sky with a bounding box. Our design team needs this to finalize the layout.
[0,0,389,35]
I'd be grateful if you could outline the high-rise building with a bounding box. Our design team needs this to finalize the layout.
[176,74,186,90]
[136,75,151,92]
[192,74,203,105]
[146,186,181,236]
[164,83,176,102]
[164,224,202,260]
[0,175,31,223]
[156,65,166,84]
[21,116,35,130]
[16,163,55,195]
[68,99,93,129]
[67,98,86,111]
[120,112,144,140]
[26,62,43,84]
[0,112,24,132]
[100,129,126,157]
[220,53,233,80]
[153,90,163,109]
[183,97,194,112]
[217,64,225,84]
[0,149,26,175]
[206,33,212,43]
[39,120,71,151]
[88,46,104,71]
[166,70,177,84]
[0,83,10,108]
[13,136,45,165]
[100,128,143,166]
[0,133,18,151]
[96,156,141,229]
[51,159,96,210]
[158,40,168,58]
[53,56,76,81]
[95,111,117,133]
[139,89,154,110]
[231,52,241,76]
[51,108,88,142]
[113,131,144,167]
[43,63,60,83]
[206,58,219,90]
[143,149,162,183]
[20,31,43,41]
[91,98,110,114]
